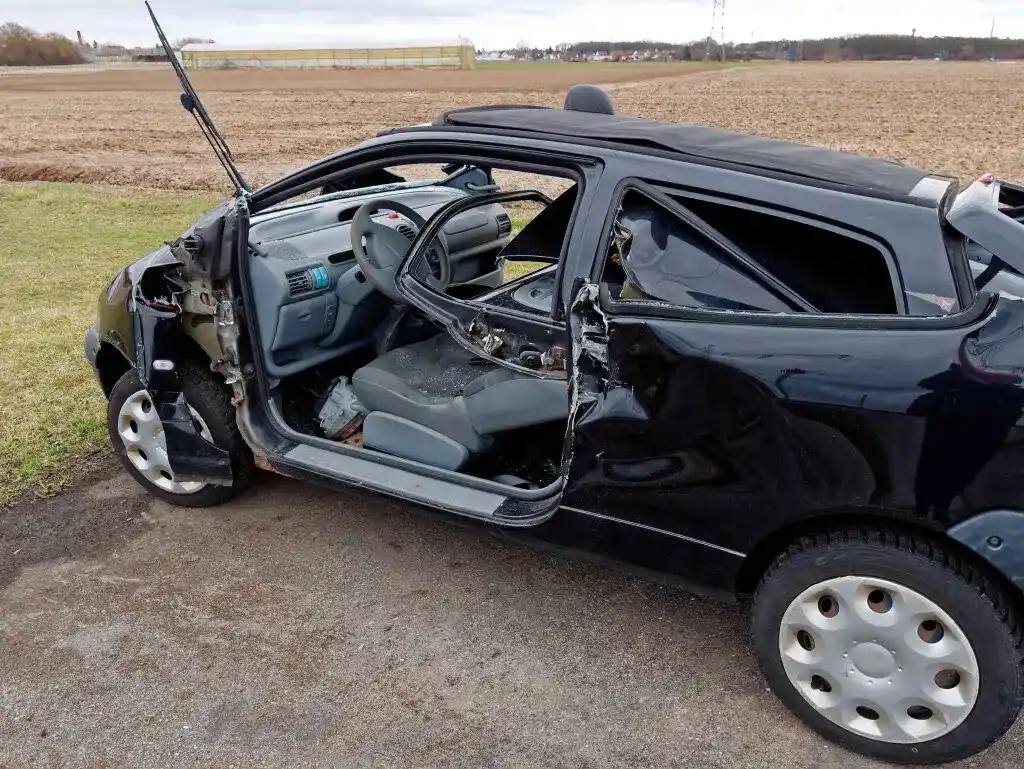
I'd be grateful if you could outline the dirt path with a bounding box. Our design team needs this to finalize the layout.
[1,464,1021,768]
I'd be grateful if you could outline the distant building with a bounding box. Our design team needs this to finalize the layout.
[131,46,169,62]
[96,44,129,58]
[178,39,476,70]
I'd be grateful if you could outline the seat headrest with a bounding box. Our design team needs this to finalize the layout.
[563,84,615,115]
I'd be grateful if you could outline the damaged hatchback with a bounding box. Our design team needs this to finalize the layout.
[84,7,1024,765]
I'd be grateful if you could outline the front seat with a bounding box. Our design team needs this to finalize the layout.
[350,333,568,469]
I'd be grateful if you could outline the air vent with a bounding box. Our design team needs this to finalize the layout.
[285,265,330,296]
[286,270,314,295]
[394,222,438,267]
[496,212,512,237]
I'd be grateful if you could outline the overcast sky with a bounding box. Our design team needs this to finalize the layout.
[3,0,1022,49]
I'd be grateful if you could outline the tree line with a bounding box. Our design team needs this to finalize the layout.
[498,34,1024,61]
[0,23,85,66]
[737,35,1024,61]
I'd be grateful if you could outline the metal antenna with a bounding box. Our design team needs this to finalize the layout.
[706,0,726,61]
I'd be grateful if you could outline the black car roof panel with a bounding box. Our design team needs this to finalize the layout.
[434,106,930,196]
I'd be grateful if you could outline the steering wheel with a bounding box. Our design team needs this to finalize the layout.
[349,198,451,301]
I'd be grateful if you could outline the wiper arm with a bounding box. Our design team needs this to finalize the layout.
[145,2,250,195]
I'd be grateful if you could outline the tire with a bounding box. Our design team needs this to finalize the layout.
[107,366,255,507]
[751,528,1024,765]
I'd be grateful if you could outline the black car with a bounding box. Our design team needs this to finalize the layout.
[84,8,1024,765]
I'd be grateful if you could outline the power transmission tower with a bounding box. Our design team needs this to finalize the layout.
[705,0,726,61]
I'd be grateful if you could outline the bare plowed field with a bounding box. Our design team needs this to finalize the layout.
[1,61,1022,193]
[0,61,717,92]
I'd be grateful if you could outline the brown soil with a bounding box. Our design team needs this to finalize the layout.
[0,455,144,591]
[1,61,1022,194]
[0,61,717,93]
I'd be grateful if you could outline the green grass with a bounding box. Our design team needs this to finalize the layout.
[0,182,219,501]
[501,211,546,281]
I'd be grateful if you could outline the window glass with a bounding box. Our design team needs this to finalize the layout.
[604,190,794,313]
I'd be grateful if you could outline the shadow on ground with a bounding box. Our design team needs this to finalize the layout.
[1,465,1021,768]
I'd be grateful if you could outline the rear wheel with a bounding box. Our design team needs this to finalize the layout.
[751,529,1024,764]
[107,366,254,506]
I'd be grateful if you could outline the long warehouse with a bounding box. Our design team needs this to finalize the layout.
[177,40,476,69]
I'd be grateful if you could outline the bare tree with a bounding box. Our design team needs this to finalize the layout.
[0,22,34,38]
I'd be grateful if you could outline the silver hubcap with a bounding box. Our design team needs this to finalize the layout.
[779,576,979,744]
[116,389,212,494]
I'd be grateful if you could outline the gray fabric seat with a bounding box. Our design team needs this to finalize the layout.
[350,333,568,453]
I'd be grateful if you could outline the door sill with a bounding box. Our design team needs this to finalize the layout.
[278,442,514,522]
[264,398,564,504]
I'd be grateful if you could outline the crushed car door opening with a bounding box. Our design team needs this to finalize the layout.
[227,148,604,522]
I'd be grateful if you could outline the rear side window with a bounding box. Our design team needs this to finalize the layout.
[601,183,907,316]
[604,189,795,313]
[677,197,899,315]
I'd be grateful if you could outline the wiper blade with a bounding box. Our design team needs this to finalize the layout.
[145,2,250,195]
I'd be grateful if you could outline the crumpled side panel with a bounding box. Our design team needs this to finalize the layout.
[129,261,233,487]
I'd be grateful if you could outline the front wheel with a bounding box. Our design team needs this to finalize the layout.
[107,366,254,507]
[751,529,1024,764]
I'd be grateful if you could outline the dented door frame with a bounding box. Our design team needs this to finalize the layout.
[396,189,572,379]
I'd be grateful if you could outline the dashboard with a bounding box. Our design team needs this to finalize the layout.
[247,184,513,379]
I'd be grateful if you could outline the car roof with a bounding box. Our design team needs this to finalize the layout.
[429,106,932,197]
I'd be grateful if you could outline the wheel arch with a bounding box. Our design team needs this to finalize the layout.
[948,509,1024,602]
[735,511,1024,611]
[95,342,132,398]
[95,329,215,399]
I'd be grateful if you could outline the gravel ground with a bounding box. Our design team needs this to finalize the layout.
[2,461,1022,768]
